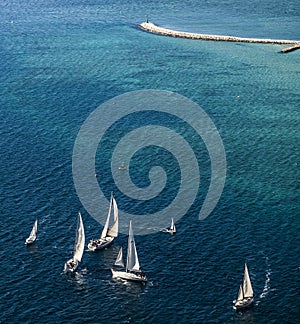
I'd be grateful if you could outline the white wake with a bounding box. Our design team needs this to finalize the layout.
[256,257,272,305]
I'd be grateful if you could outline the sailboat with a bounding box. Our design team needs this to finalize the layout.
[25,219,38,245]
[162,218,176,235]
[233,263,254,310]
[111,220,147,283]
[64,212,85,274]
[88,194,119,251]
[118,162,126,171]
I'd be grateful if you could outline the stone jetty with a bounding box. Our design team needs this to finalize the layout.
[280,44,300,53]
[139,22,300,48]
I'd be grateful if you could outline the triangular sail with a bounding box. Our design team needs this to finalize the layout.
[114,247,124,267]
[100,195,112,239]
[170,218,176,232]
[107,196,118,237]
[243,263,254,297]
[126,220,140,272]
[73,212,85,263]
[237,284,244,301]
[28,219,38,241]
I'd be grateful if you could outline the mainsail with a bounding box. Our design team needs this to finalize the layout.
[170,218,176,232]
[107,196,119,237]
[126,220,140,272]
[28,219,38,241]
[243,263,254,298]
[73,212,85,263]
[100,195,119,239]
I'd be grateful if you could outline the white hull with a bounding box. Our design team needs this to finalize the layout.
[25,237,36,245]
[233,297,254,310]
[111,268,147,283]
[118,164,126,171]
[64,259,78,274]
[162,228,176,235]
[88,236,114,251]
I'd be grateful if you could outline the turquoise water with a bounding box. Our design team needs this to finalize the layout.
[0,0,299,323]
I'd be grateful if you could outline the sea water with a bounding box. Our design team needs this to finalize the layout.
[0,0,299,323]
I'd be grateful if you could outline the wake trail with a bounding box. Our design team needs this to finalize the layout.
[256,256,272,305]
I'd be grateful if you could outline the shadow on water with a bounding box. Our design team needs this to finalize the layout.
[234,308,256,324]
[25,242,40,254]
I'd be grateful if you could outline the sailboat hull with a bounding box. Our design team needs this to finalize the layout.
[88,236,114,251]
[162,228,176,235]
[25,237,36,245]
[233,297,254,310]
[64,259,79,274]
[162,218,176,234]
[111,268,147,283]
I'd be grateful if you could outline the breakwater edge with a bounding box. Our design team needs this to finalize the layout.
[139,22,300,52]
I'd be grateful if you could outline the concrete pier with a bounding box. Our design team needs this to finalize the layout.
[280,44,300,53]
[139,22,300,47]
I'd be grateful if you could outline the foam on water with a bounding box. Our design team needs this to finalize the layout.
[256,257,272,305]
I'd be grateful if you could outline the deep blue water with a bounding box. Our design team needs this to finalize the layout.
[0,0,299,323]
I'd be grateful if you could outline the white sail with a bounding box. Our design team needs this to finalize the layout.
[107,196,119,237]
[243,263,254,297]
[100,194,118,239]
[237,284,244,301]
[73,212,85,263]
[170,218,176,232]
[114,247,124,267]
[100,195,112,239]
[25,219,38,244]
[28,219,38,241]
[126,220,140,272]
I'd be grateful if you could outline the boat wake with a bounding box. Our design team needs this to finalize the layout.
[256,257,272,305]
